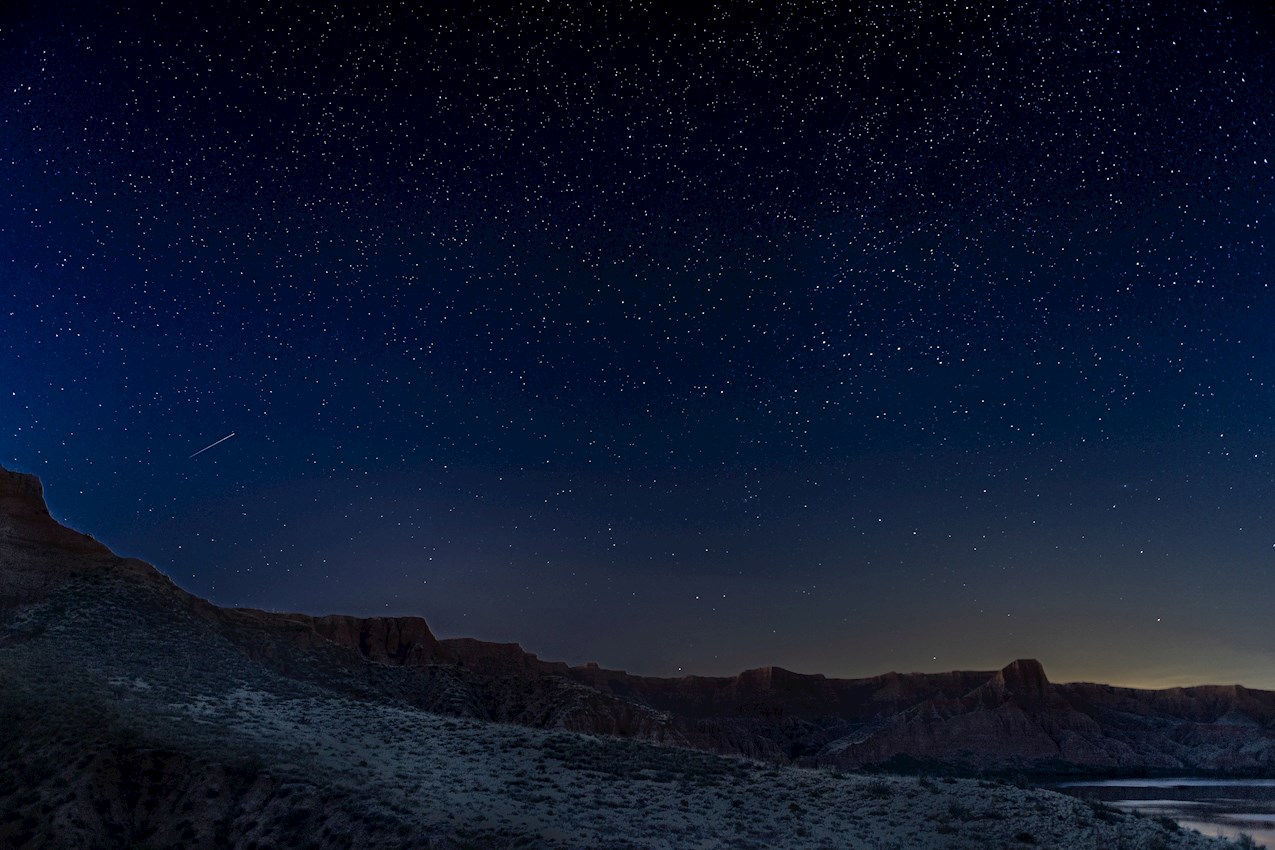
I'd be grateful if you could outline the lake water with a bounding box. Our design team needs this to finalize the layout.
[1055,779,1275,848]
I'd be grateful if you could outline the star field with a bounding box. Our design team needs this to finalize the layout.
[3,0,1274,687]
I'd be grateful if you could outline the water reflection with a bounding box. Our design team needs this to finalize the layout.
[1056,779,1275,848]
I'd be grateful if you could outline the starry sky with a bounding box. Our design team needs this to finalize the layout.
[3,0,1274,689]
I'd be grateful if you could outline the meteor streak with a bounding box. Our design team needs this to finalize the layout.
[189,432,236,459]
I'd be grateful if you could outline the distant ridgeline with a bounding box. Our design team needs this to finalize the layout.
[2,464,1274,776]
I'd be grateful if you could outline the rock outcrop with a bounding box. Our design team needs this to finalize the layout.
[307,613,444,665]
[0,469,174,613]
[0,468,111,558]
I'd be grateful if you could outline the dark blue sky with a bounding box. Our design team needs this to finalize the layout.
[4,0,1274,687]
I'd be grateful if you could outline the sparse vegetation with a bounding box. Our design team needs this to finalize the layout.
[867,779,895,798]
[0,573,1250,850]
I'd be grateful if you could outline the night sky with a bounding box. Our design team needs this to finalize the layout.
[4,1,1274,689]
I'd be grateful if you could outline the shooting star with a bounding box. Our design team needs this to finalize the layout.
[189,432,236,459]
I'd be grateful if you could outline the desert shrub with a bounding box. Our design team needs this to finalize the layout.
[1088,799,1119,823]
[1006,772,1031,788]
[866,780,893,799]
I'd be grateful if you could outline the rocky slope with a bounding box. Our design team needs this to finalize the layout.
[3,464,1275,777]
[445,634,1275,773]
